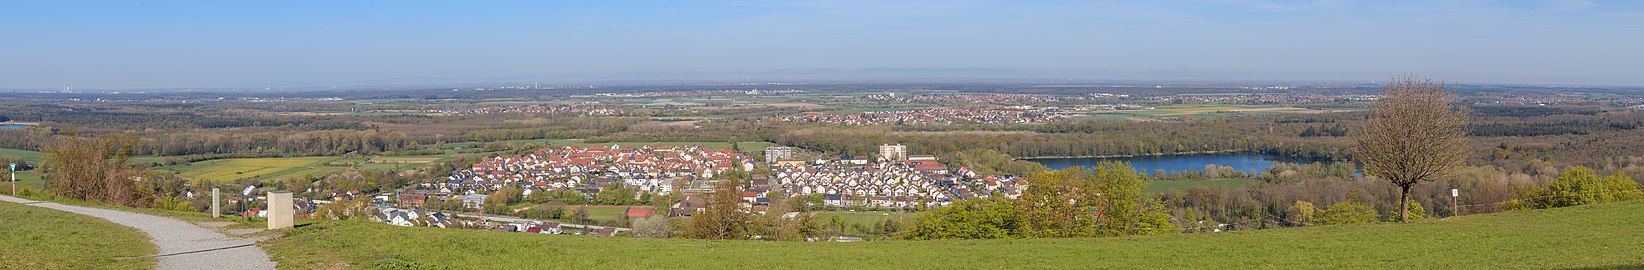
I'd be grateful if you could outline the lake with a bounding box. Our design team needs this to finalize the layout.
[1025,153,1334,176]
[0,123,32,129]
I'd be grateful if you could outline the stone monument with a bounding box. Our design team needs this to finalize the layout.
[267,191,294,230]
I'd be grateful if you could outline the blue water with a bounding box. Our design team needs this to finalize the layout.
[0,124,30,129]
[1026,153,1334,176]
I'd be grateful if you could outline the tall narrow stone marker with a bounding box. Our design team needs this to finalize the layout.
[267,191,294,230]
[212,188,221,218]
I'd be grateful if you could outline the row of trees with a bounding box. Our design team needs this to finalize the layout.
[905,162,1178,239]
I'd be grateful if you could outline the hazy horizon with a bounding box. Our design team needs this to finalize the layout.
[3,0,1641,89]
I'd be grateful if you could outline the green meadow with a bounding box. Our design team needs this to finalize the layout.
[0,200,157,270]
[264,200,1644,269]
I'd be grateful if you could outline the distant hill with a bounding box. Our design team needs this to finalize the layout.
[265,200,1644,269]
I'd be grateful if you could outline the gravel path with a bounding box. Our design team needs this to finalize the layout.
[0,195,276,270]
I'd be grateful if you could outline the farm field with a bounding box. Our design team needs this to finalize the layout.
[0,147,44,164]
[157,157,339,183]
[265,200,1644,269]
[0,200,157,270]
[1146,178,1256,193]
[154,154,464,183]
[5,171,45,190]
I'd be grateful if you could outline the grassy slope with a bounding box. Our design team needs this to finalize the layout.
[0,201,157,270]
[266,200,1644,269]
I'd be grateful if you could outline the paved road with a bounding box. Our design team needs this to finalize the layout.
[0,195,276,270]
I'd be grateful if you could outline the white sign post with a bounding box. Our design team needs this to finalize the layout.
[240,185,255,221]
[1451,188,1460,217]
[8,163,15,195]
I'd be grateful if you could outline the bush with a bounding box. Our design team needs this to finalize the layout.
[1527,167,1644,208]
[152,195,195,212]
[1317,201,1379,225]
[631,216,673,238]
[904,197,1020,240]
[1391,200,1425,221]
[311,197,376,220]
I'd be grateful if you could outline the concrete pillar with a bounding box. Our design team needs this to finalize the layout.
[267,191,294,230]
[211,188,221,218]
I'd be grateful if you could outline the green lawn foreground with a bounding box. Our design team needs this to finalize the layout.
[0,201,157,270]
[265,200,1644,269]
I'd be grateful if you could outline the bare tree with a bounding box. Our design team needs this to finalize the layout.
[1354,75,1469,222]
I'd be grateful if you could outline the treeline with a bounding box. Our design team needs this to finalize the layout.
[1153,162,1644,231]
[143,129,412,156]
[937,149,1047,177]
[777,126,1273,159]
[1299,124,1348,137]
[1470,105,1601,117]
[1150,164,1251,181]
[904,163,1177,239]
[1470,120,1640,136]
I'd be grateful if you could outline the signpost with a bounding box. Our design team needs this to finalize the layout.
[1451,188,1460,217]
[9,163,15,195]
[240,185,255,221]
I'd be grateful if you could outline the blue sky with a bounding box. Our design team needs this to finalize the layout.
[1,0,1641,88]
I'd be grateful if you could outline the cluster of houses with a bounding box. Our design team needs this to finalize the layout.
[751,156,1023,210]
[780,108,1070,125]
[432,145,750,195]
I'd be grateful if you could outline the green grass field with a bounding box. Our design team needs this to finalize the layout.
[0,147,44,164]
[5,170,46,190]
[812,211,921,229]
[158,157,338,183]
[264,200,1644,269]
[1146,178,1255,193]
[561,206,630,223]
[156,154,457,183]
[0,201,157,270]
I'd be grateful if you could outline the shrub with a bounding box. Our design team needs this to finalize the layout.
[1317,201,1379,225]
[905,196,1020,240]
[1527,167,1644,209]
